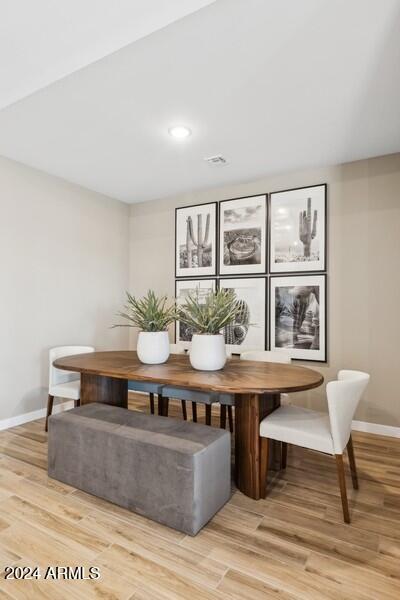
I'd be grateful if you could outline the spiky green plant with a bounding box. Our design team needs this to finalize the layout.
[178,289,241,335]
[113,291,177,332]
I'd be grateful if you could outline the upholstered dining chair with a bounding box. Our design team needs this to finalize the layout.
[128,379,164,415]
[159,344,188,418]
[162,347,233,426]
[46,345,95,431]
[128,344,185,416]
[259,370,370,523]
[217,350,293,433]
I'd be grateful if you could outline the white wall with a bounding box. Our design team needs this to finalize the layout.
[0,156,129,421]
[129,153,400,428]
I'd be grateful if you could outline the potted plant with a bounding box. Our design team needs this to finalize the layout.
[114,291,176,364]
[178,289,240,371]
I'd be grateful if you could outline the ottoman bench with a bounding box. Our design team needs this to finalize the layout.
[48,402,231,535]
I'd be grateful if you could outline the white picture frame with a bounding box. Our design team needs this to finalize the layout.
[269,274,327,362]
[219,277,266,354]
[269,184,326,273]
[175,279,216,349]
[175,203,217,278]
[219,195,267,275]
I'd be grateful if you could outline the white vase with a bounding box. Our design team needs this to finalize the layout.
[137,331,170,365]
[189,334,227,371]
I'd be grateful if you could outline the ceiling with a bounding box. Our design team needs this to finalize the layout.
[0,0,399,203]
[0,0,215,109]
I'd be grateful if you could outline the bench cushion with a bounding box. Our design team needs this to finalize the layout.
[48,403,231,535]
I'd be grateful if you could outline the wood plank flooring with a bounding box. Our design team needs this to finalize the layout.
[0,393,398,599]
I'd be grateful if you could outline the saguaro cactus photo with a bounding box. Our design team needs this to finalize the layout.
[299,197,317,258]
[186,213,210,267]
[175,203,216,277]
[269,184,326,272]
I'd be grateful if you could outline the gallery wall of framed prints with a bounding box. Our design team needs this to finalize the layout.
[175,184,328,362]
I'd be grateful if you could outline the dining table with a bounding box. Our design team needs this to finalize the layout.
[54,350,324,500]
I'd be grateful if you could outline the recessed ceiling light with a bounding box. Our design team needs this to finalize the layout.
[168,125,192,139]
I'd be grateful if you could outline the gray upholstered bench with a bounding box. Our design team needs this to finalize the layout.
[48,403,231,535]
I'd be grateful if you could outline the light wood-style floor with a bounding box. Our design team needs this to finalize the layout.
[0,394,399,599]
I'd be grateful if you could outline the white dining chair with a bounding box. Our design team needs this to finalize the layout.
[259,370,370,523]
[169,343,186,354]
[240,350,292,364]
[46,345,95,431]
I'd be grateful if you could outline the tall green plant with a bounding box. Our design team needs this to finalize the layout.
[113,291,177,332]
[178,289,241,335]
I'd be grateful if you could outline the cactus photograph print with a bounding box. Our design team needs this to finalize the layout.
[175,279,216,348]
[219,195,267,275]
[175,203,217,277]
[219,278,266,353]
[270,275,326,362]
[269,184,326,273]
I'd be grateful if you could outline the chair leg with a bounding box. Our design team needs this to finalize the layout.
[45,394,54,432]
[220,404,227,429]
[281,442,287,469]
[181,400,187,420]
[149,393,155,415]
[205,404,212,426]
[192,402,197,423]
[259,437,269,498]
[163,397,169,417]
[157,394,164,416]
[335,454,350,524]
[346,434,359,490]
[228,406,234,433]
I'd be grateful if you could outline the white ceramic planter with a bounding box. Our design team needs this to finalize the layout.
[189,334,227,371]
[137,331,170,365]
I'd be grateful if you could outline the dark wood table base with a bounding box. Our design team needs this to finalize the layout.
[235,393,281,500]
[81,373,128,408]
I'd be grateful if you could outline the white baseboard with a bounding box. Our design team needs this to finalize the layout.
[0,402,399,439]
[352,420,400,438]
[0,400,74,431]
[0,392,144,432]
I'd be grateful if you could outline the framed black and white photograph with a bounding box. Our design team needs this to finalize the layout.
[219,195,267,275]
[219,277,266,354]
[269,274,326,362]
[175,279,216,348]
[175,203,217,278]
[269,184,326,273]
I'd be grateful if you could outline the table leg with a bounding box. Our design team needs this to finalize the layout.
[235,392,280,499]
[80,373,128,408]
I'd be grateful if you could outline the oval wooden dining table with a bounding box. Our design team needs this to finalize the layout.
[54,351,323,500]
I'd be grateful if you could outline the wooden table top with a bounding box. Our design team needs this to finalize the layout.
[54,351,324,395]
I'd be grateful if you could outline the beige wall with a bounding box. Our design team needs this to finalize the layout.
[0,156,129,421]
[130,153,400,427]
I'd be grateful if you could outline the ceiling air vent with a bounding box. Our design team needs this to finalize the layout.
[204,155,228,166]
